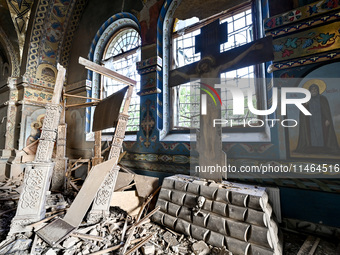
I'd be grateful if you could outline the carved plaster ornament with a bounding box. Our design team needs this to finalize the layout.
[193,195,206,217]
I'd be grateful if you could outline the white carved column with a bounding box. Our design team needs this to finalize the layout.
[10,65,65,234]
[51,103,68,191]
[87,113,129,223]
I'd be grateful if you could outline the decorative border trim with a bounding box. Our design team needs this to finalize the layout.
[264,0,340,31]
[137,65,161,75]
[266,11,340,37]
[137,87,161,96]
[136,56,162,70]
[271,50,340,71]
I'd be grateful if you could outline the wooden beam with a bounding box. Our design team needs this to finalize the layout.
[65,101,99,109]
[79,57,136,86]
[64,93,101,101]
[297,236,315,255]
[308,238,320,255]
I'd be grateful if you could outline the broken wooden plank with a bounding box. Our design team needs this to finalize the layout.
[297,236,315,255]
[70,233,104,242]
[124,234,153,255]
[116,182,135,192]
[308,237,320,255]
[63,93,101,101]
[27,211,65,228]
[115,172,135,191]
[121,207,160,254]
[79,57,136,86]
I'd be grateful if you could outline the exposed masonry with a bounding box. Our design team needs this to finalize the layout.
[153,175,282,255]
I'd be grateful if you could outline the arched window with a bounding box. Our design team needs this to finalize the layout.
[88,14,141,136]
[102,28,141,132]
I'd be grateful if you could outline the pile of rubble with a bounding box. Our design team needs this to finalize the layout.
[0,174,23,240]
[0,203,232,255]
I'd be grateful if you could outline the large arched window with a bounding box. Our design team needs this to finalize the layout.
[102,28,141,132]
[88,14,141,136]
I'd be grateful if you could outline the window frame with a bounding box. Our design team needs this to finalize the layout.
[100,27,141,135]
[86,15,141,142]
[165,1,271,141]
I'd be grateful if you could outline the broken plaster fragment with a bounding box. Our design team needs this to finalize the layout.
[192,240,210,255]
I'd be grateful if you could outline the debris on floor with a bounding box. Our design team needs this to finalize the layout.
[1,172,340,255]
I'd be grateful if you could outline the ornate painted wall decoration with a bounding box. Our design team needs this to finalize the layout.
[24,88,53,103]
[141,99,155,147]
[271,49,340,71]
[239,143,274,154]
[266,11,340,37]
[26,0,52,79]
[36,63,57,83]
[60,0,88,72]
[160,142,179,150]
[121,160,189,174]
[6,0,34,59]
[264,0,340,31]
[26,0,76,82]
[123,152,191,164]
[273,22,340,62]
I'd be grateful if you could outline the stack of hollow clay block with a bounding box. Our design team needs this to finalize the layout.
[152,175,282,255]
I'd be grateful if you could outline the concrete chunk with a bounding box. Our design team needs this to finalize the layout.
[192,240,210,255]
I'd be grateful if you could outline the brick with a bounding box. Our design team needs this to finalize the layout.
[216,189,230,203]
[202,199,212,211]
[193,211,209,228]
[171,190,186,205]
[178,206,192,222]
[212,201,227,216]
[152,211,165,225]
[248,195,262,210]
[163,214,177,229]
[228,204,247,221]
[159,188,172,201]
[206,214,227,235]
[191,224,210,241]
[168,202,181,217]
[246,208,265,227]
[175,180,188,191]
[187,182,200,195]
[248,225,271,248]
[226,219,250,241]
[156,199,168,212]
[200,185,217,200]
[162,178,175,189]
[225,236,250,255]
[207,231,225,247]
[175,218,191,236]
[248,244,274,255]
[230,192,248,207]
[183,193,198,208]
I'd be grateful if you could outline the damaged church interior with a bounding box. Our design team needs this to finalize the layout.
[0,0,340,254]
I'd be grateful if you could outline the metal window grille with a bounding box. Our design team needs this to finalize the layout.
[102,28,141,132]
[172,8,257,129]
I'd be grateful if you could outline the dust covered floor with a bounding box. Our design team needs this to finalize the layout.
[0,175,339,254]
